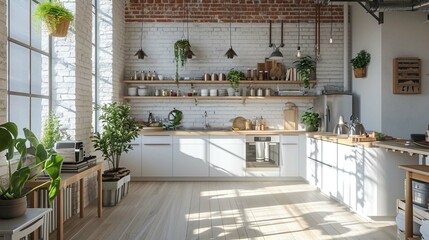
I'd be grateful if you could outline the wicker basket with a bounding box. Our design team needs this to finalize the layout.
[353,68,367,78]
[45,17,71,37]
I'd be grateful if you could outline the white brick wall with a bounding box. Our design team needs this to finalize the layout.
[52,0,93,152]
[124,21,343,127]
[99,0,125,104]
[124,22,344,87]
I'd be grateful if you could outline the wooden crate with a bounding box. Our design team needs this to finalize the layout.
[393,58,421,94]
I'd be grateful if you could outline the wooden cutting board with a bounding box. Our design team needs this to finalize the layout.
[284,105,298,130]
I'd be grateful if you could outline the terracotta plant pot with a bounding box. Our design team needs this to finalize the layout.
[0,196,27,219]
[353,68,367,78]
[45,17,71,37]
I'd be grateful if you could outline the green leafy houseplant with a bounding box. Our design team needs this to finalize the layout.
[33,1,74,37]
[0,122,63,202]
[92,102,141,172]
[294,56,316,88]
[41,114,65,149]
[351,50,371,78]
[174,39,191,82]
[227,68,245,91]
[351,50,371,69]
[301,112,320,132]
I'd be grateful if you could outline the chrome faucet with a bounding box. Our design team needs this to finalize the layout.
[203,111,209,129]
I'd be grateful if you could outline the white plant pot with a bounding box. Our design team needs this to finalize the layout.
[227,88,235,96]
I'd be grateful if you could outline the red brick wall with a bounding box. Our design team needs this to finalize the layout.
[125,0,343,23]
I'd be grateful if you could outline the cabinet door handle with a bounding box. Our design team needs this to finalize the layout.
[129,144,140,146]
[143,143,171,146]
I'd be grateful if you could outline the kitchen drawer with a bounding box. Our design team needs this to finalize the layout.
[281,135,299,144]
[142,135,172,144]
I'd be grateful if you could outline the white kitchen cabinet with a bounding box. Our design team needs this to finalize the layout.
[320,140,338,198]
[306,137,322,161]
[173,136,209,177]
[280,135,299,177]
[307,158,322,189]
[121,136,142,177]
[141,135,173,177]
[209,136,245,177]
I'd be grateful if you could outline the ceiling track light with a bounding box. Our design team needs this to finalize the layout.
[269,20,285,60]
[225,0,237,59]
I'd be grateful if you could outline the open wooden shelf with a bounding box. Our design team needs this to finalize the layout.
[124,80,316,85]
[123,95,317,103]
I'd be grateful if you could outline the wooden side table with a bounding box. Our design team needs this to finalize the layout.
[0,208,51,240]
[399,165,429,239]
[28,162,103,240]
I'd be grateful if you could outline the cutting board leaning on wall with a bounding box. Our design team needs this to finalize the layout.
[284,102,298,130]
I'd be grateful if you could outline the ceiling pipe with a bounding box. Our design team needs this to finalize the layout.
[366,1,414,12]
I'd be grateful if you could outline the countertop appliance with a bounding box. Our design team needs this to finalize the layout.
[55,141,84,163]
[313,93,353,132]
[245,135,280,168]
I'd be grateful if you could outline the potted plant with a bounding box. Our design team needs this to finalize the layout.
[227,68,245,96]
[0,122,63,219]
[92,102,141,206]
[174,39,191,82]
[294,56,316,89]
[351,50,371,78]
[301,111,320,132]
[33,1,74,37]
[41,113,69,149]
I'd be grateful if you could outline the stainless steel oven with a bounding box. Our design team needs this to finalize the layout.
[245,135,280,168]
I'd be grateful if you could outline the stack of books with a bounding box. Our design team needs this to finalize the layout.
[61,156,97,173]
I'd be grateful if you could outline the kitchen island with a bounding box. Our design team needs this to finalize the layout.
[306,133,419,217]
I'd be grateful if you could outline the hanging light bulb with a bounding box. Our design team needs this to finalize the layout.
[296,2,301,58]
[296,46,301,58]
[135,23,148,59]
[329,2,333,44]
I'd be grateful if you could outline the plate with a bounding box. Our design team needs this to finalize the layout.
[232,116,246,130]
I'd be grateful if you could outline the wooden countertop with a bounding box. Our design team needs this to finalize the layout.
[373,140,429,156]
[140,129,306,136]
[306,132,375,147]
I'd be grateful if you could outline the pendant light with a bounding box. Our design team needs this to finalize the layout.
[329,2,333,44]
[296,2,301,58]
[185,0,195,59]
[225,0,237,59]
[135,22,148,59]
[269,20,284,60]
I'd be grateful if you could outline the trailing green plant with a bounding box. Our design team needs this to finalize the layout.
[351,50,371,69]
[41,114,63,149]
[33,1,74,32]
[92,102,142,171]
[301,111,320,128]
[174,39,191,82]
[227,68,245,91]
[0,122,63,202]
[294,56,316,88]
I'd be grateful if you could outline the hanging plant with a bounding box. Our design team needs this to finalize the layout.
[174,39,191,82]
[33,1,74,37]
[294,55,316,88]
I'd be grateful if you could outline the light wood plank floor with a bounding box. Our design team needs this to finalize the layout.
[58,181,397,240]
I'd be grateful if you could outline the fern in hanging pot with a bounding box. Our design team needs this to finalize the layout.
[174,39,191,83]
[34,1,74,37]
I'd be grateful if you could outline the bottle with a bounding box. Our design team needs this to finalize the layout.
[247,68,251,80]
[426,125,429,142]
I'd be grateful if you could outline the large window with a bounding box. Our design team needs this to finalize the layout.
[7,0,51,138]
[91,0,99,132]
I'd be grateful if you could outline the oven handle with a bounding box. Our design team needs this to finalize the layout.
[247,142,256,146]
[268,143,279,146]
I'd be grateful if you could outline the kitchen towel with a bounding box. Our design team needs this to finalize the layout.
[421,219,429,239]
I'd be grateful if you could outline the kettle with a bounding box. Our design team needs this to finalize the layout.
[348,116,365,136]
[333,115,349,135]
